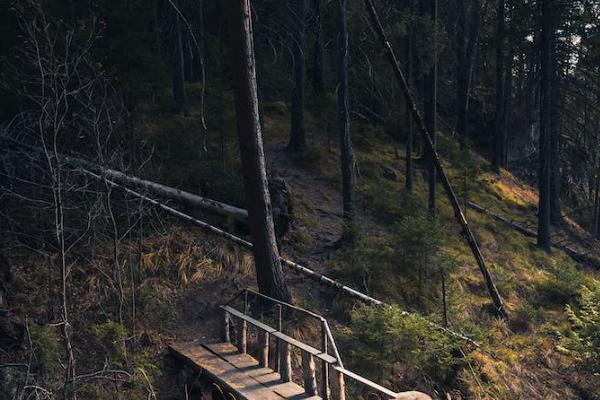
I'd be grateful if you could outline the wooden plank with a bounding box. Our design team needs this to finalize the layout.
[169,342,285,400]
[205,343,315,399]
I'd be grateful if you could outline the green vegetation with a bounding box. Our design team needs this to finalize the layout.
[563,281,600,373]
[344,305,468,390]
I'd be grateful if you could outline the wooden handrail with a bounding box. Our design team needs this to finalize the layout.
[220,300,432,400]
[221,305,336,364]
[232,288,345,368]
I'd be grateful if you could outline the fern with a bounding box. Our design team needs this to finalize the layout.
[562,280,600,373]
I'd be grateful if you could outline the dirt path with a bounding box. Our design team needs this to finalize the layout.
[264,136,344,268]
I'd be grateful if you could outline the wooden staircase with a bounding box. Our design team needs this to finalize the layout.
[170,341,320,399]
[169,289,431,400]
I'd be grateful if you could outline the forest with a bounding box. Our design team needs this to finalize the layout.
[0,0,599,398]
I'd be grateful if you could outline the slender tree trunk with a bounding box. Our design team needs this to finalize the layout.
[455,0,483,140]
[288,0,307,152]
[312,0,325,93]
[538,0,553,250]
[405,9,414,192]
[593,176,600,239]
[426,0,437,218]
[502,44,513,169]
[229,0,291,301]
[252,0,267,130]
[441,268,448,327]
[183,29,194,82]
[492,0,505,172]
[337,0,355,225]
[549,29,562,225]
[169,5,187,115]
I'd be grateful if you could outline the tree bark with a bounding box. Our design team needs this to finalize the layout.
[594,176,600,239]
[229,0,291,301]
[405,4,414,192]
[502,43,513,169]
[425,0,437,217]
[288,0,307,152]
[312,0,325,93]
[549,26,562,225]
[169,5,187,115]
[455,0,483,139]
[492,0,505,172]
[336,0,356,224]
[538,0,553,250]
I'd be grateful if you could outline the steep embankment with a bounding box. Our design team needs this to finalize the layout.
[256,98,600,399]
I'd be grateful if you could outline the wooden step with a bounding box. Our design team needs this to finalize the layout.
[169,341,321,400]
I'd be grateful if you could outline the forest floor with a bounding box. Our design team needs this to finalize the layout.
[6,86,600,400]
[142,95,600,399]
[255,99,600,399]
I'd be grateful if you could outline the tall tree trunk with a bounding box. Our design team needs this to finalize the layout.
[405,4,414,192]
[594,176,600,239]
[337,0,355,224]
[538,0,553,250]
[252,0,267,130]
[169,5,187,115]
[288,0,307,152]
[426,0,438,217]
[455,0,483,139]
[502,44,513,168]
[312,0,325,93]
[492,0,505,172]
[229,0,291,301]
[549,29,562,225]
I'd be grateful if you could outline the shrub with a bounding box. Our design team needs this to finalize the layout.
[93,320,128,365]
[345,304,467,386]
[336,233,395,296]
[539,263,583,305]
[29,322,61,374]
[562,280,600,374]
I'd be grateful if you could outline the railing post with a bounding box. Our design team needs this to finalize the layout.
[258,330,269,368]
[330,368,346,400]
[321,320,330,400]
[275,304,282,372]
[222,309,230,343]
[238,320,247,354]
[301,351,318,396]
[279,341,292,382]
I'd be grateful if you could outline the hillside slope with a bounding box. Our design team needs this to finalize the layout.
[256,98,600,399]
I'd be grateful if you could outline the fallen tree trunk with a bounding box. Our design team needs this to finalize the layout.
[60,155,249,223]
[364,0,508,319]
[468,201,600,269]
[83,169,480,348]
[1,135,248,222]
[3,136,299,237]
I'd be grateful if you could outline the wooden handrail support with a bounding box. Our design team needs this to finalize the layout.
[237,288,345,368]
[220,303,432,400]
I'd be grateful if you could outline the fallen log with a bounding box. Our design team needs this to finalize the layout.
[3,137,293,238]
[468,201,600,269]
[1,135,248,222]
[60,155,249,223]
[82,169,480,348]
